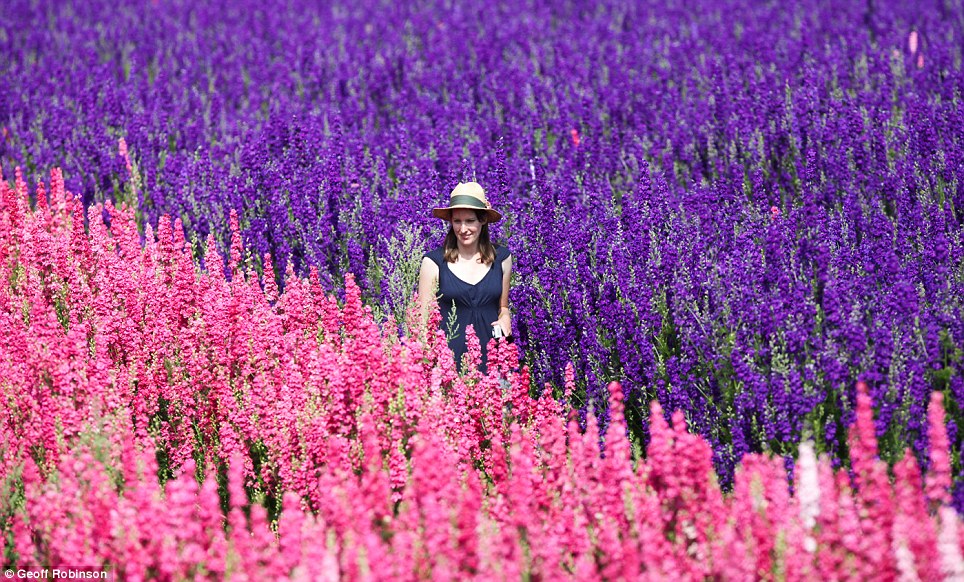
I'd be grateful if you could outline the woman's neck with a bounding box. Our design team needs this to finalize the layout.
[456,241,480,260]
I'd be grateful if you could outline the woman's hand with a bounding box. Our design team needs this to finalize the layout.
[492,308,511,339]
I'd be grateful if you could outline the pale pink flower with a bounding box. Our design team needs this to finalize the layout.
[796,440,820,532]
[938,507,964,579]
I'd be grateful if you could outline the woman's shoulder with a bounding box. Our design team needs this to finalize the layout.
[494,244,512,261]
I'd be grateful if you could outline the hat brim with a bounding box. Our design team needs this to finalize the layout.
[432,205,503,223]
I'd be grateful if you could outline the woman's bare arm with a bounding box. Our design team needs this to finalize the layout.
[494,255,512,336]
[417,257,439,326]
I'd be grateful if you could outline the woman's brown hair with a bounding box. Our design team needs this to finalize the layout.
[443,209,496,265]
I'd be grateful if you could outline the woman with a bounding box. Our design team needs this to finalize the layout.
[418,181,512,373]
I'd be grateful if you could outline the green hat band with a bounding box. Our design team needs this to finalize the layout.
[448,195,488,209]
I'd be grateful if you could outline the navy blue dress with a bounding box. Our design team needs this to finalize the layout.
[423,245,511,373]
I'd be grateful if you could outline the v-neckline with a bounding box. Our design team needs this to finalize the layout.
[446,261,493,287]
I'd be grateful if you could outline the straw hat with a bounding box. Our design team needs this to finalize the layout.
[432,182,503,223]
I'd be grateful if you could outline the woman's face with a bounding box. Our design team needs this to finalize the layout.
[451,209,484,248]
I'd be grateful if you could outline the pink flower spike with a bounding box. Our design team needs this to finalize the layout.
[909,30,919,54]
[849,381,879,488]
[118,137,133,174]
[926,391,952,507]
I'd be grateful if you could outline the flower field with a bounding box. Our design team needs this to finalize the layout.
[2,0,964,578]
[1,171,962,578]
